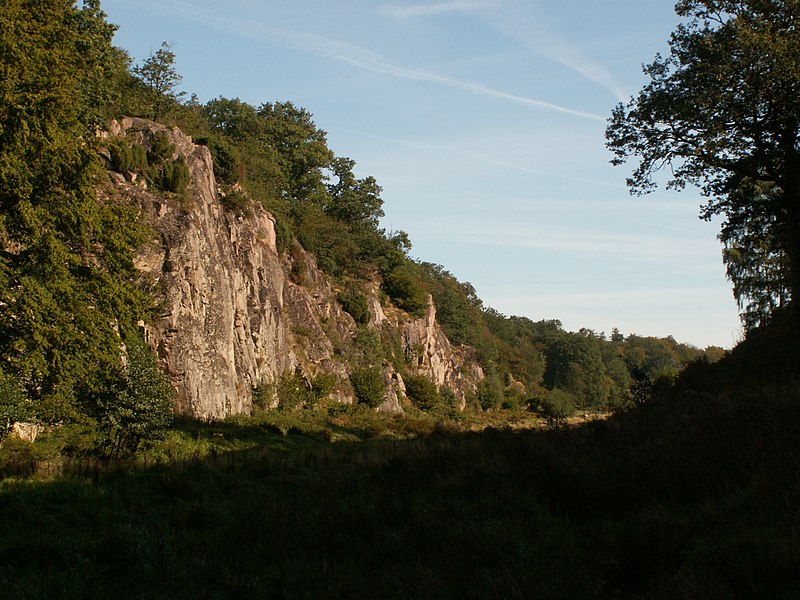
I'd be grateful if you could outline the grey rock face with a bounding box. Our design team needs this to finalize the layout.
[105,118,482,419]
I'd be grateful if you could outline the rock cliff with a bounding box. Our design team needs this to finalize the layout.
[101,118,482,419]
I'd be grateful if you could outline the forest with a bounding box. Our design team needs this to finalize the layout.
[1,1,799,598]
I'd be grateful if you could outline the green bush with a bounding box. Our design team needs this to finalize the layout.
[161,154,190,194]
[0,369,31,441]
[350,367,386,407]
[108,139,148,173]
[338,289,370,325]
[382,266,428,316]
[97,329,174,457]
[477,375,504,410]
[196,135,240,184]
[219,189,252,216]
[147,130,175,163]
[255,371,337,412]
[538,388,576,429]
[403,374,439,411]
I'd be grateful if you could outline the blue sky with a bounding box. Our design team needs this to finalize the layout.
[103,0,743,348]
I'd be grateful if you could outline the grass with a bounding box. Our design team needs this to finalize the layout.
[2,329,800,598]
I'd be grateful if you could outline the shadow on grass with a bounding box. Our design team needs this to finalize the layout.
[2,326,800,598]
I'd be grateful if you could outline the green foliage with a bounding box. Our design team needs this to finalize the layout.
[106,131,189,196]
[97,328,174,458]
[382,266,428,316]
[606,1,800,326]
[132,41,184,121]
[146,130,175,164]
[349,367,386,407]
[476,373,504,411]
[219,189,252,216]
[349,326,384,368]
[338,288,370,325]
[537,388,576,429]
[161,154,190,195]
[257,101,334,203]
[482,311,549,390]
[0,369,30,441]
[195,135,240,184]
[403,374,439,411]
[269,370,336,411]
[108,138,148,173]
[544,332,608,409]
[324,156,384,226]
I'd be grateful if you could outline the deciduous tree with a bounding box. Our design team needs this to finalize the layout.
[133,41,184,121]
[606,0,800,328]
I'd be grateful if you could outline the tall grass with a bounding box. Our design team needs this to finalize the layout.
[2,337,800,598]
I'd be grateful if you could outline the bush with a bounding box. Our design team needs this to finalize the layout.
[196,135,240,184]
[147,131,175,164]
[0,369,31,441]
[97,329,174,457]
[382,266,428,316]
[161,155,190,194]
[403,374,439,411]
[538,388,576,429]
[219,189,252,216]
[108,139,148,173]
[350,367,386,407]
[477,376,504,410]
[338,289,370,325]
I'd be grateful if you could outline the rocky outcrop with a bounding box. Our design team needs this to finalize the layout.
[103,118,482,419]
[400,296,483,410]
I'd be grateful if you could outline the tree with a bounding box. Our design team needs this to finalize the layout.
[606,1,800,329]
[98,328,174,457]
[133,41,184,121]
[325,157,384,227]
[258,101,334,203]
[0,0,154,422]
[543,333,608,408]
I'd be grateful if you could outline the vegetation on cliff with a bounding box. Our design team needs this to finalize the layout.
[2,1,800,596]
[0,0,727,443]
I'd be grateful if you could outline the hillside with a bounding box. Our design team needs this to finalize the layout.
[0,1,726,447]
[2,3,800,597]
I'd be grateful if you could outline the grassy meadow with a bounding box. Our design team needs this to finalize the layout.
[2,333,800,599]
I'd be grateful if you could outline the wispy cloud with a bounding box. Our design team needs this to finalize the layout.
[469,155,626,189]
[476,3,630,102]
[413,223,717,263]
[147,0,602,121]
[381,1,497,18]
[531,36,630,103]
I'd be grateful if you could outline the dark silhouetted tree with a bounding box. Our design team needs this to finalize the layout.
[607,0,800,329]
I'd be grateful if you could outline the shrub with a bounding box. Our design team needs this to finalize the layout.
[338,289,370,325]
[538,388,576,429]
[0,369,31,441]
[350,367,386,407]
[161,154,190,194]
[147,130,175,163]
[403,374,439,411]
[195,135,240,184]
[382,266,428,316]
[219,189,252,216]
[97,329,174,457]
[108,139,148,173]
[477,375,504,410]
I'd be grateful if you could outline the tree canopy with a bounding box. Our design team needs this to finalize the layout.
[606,0,800,329]
[0,0,154,424]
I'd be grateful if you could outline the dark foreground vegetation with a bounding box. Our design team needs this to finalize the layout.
[2,322,799,599]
